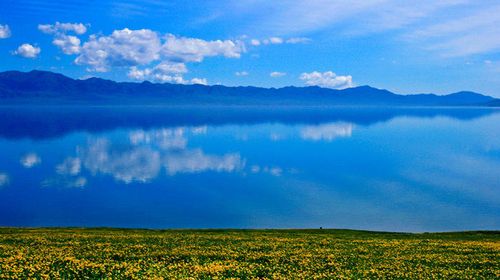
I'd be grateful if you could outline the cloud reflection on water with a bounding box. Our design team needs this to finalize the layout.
[48,122,356,185]
[300,122,353,141]
[20,153,41,168]
[0,110,499,231]
[0,173,9,187]
[50,127,246,184]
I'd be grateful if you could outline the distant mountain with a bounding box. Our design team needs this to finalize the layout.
[486,99,500,107]
[0,70,498,106]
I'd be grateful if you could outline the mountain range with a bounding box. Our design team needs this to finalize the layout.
[0,70,498,106]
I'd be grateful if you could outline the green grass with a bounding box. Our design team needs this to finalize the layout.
[0,228,498,279]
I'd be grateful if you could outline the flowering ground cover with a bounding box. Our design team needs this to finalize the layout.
[0,228,498,279]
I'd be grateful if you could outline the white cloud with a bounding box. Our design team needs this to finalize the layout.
[13,44,41,58]
[270,71,286,78]
[127,67,152,80]
[0,24,11,39]
[251,36,310,46]
[235,71,249,76]
[39,22,88,55]
[76,28,161,72]
[161,34,245,62]
[190,78,208,85]
[228,1,498,56]
[250,39,261,46]
[154,75,187,84]
[128,61,187,81]
[72,29,241,82]
[20,153,41,168]
[300,122,354,141]
[261,37,284,45]
[269,37,283,44]
[300,71,353,89]
[406,5,500,56]
[232,1,467,34]
[52,35,81,55]
[128,62,206,85]
[286,37,311,44]
[38,22,87,35]
[155,61,188,74]
[0,173,9,187]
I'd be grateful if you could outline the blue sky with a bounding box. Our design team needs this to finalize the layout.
[0,0,499,96]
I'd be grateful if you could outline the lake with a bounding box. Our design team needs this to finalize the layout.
[0,106,498,232]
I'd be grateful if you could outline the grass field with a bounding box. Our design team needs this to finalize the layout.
[0,228,498,279]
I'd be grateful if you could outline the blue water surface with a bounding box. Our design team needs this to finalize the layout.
[0,106,498,232]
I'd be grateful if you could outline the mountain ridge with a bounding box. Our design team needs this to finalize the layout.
[0,70,497,106]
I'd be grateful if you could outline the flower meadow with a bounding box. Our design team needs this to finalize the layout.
[0,228,498,279]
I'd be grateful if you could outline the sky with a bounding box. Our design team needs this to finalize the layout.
[0,0,499,96]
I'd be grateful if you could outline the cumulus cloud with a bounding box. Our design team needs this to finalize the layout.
[39,22,88,55]
[76,28,161,72]
[128,61,187,80]
[155,61,188,74]
[72,29,239,82]
[52,35,81,55]
[161,34,245,62]
[0,172,9,186]
[20,153,41,168]
[13,44,41,58]
[38,22,87,35]
[128,62,206,85]
[0,24,11,39]
[300,122,354,141]
[270,71,286,78]
[235,71,249,76]
[300,71,353,89]
[127,67,152,81]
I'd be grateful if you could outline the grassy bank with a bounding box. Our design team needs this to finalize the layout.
[0,228,498,279]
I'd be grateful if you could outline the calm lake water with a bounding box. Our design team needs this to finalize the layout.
[0,106,498,232]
